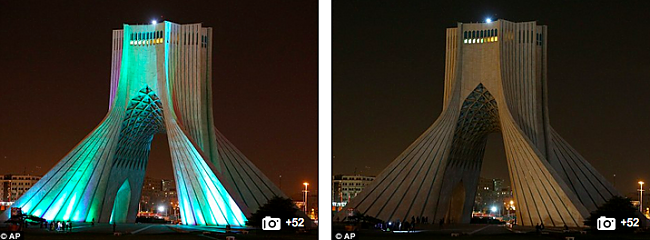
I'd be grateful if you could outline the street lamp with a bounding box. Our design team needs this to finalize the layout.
[303,182,309,213]
[158,206,165,217]
[639,181,645,212]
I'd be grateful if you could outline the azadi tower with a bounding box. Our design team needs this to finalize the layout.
[0,21,285,226]
[340,19,618,227]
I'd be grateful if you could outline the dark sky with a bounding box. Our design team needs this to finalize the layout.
[0,0,317,199]
[333,1,650,195]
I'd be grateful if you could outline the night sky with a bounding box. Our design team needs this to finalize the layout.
[0,1,317,199]
[333,1,650,195]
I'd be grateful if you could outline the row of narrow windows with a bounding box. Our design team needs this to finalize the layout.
[128,31,209,47]
[464,29,497,39]
[464,37,498,44]
[462,29,544,45]
[463,29,498,44]
[515,30,542,44]
[201,35,208,48]
[130,30,164,46]
[130,31,163,41]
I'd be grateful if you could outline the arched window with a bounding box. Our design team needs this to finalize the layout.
[480,30,483,38]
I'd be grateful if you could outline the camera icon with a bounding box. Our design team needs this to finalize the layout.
[262,216,281,230]
[596,216,616,230]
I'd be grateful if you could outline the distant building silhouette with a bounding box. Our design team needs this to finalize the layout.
[332,174,375,211]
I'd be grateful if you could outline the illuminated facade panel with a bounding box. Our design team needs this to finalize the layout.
[1,21,286,226]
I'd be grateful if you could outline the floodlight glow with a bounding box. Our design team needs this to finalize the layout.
[491,206,497,212]
[158,206,165,212]
[486,18,492,23]
[152,20,157,25]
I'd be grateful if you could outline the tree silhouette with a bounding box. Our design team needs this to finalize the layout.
[584,196,639,233]
[248,196,301,231]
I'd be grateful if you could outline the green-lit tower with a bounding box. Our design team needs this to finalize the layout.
[0,21,286,226]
